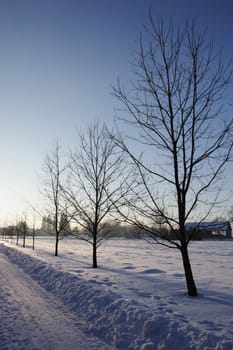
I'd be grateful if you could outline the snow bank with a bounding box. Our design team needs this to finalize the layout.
[0,243,232,350]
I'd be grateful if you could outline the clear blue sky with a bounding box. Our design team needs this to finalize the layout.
[0,0,232,225]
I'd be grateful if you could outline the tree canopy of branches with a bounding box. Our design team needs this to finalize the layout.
[66,122,128,268]
[113,15,233,296]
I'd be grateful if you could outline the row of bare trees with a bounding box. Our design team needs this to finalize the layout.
[41,123,130,267]
[38,15,233,297]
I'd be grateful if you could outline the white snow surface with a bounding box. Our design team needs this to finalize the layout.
[0,237,232,350]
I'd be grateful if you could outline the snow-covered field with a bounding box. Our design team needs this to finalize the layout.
[0,237,232,349]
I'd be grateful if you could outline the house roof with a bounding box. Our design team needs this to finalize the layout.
[186,221,232,232]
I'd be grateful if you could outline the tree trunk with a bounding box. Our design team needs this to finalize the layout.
[180,244,198,296]
[55,234,59,256]
[92,233,97,268]
[23,232,26,248]
[32,229,35,250]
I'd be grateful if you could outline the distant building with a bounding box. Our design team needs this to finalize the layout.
[185,221,232,239]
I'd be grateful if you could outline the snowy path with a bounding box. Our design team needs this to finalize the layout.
[0,253,111,350]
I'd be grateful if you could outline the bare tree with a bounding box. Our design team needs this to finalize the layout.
[16,213,28,248]
[31,212,38,250]
[113,15,233,296]
[41,141,71,256]
[65,122,128,268]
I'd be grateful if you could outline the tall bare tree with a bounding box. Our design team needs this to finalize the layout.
[113,15,233,296]
[66,122,128,268]
[41,141,71,256]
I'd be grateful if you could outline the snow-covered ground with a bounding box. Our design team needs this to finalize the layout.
[0,251,111,350]
[0,237,232,349]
